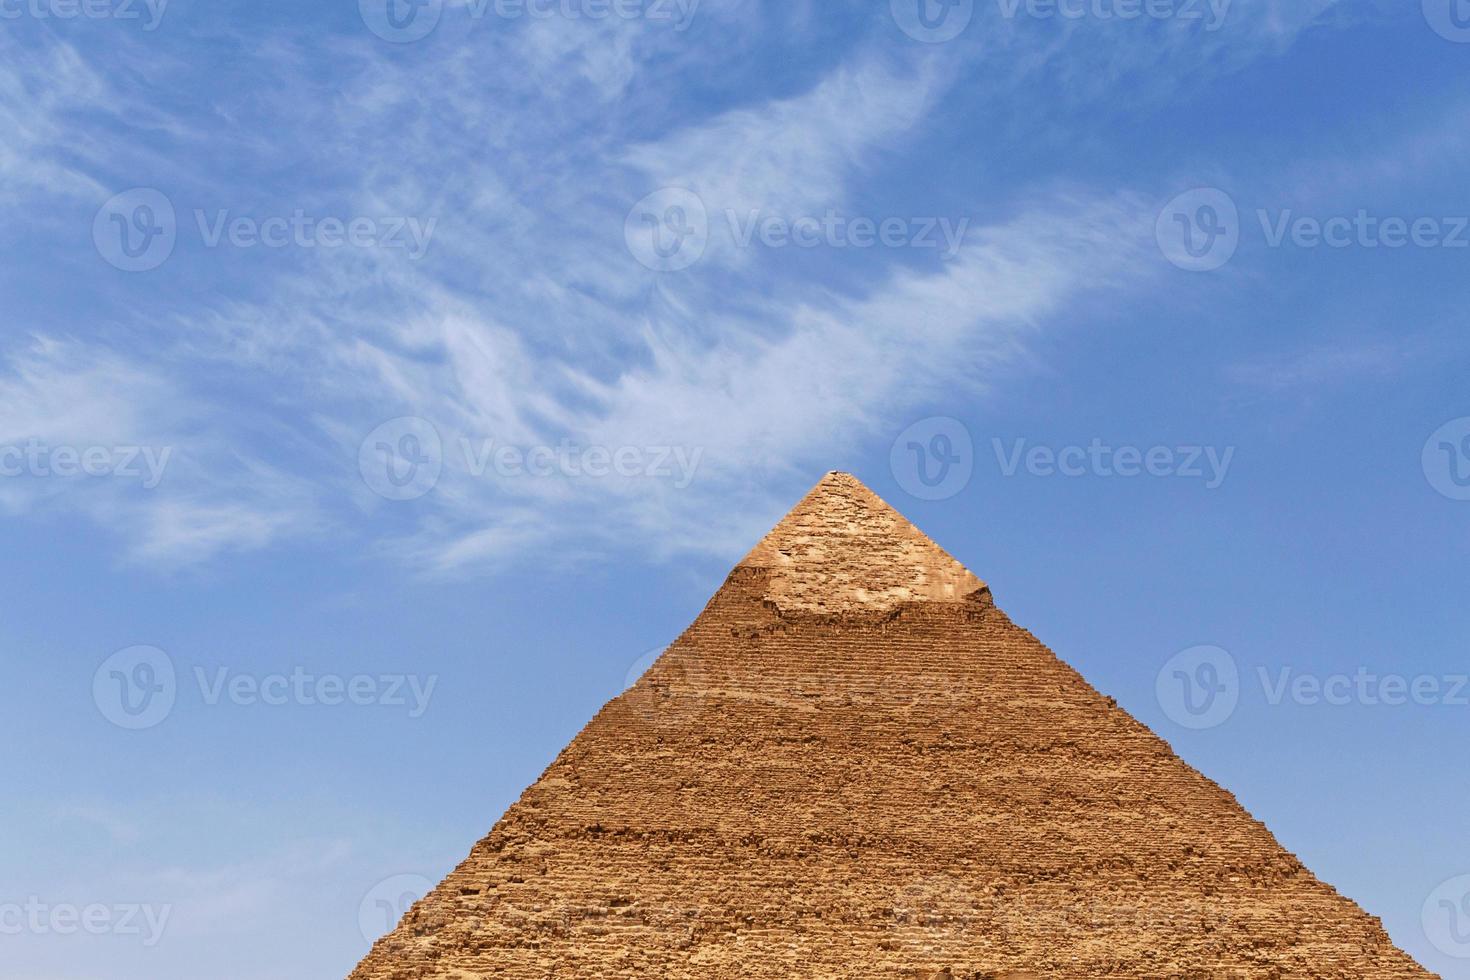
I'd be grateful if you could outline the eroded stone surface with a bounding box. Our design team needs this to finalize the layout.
[739,472,988,615]
[349,473,1432,980]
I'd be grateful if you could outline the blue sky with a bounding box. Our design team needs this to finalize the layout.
[2,0,1468,976]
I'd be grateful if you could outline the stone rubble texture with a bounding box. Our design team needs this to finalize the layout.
[350,472,1433,979]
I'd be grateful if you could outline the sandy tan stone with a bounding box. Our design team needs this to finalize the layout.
[350,472,1433,979]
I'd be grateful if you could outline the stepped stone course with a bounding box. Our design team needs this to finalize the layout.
[350,472,1432,979]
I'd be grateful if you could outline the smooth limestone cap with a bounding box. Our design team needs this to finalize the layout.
[738,471,988,614]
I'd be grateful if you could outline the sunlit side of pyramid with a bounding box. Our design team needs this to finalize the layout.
[351,472,1430,979]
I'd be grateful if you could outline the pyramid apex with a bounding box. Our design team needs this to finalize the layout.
[737,471,987,614]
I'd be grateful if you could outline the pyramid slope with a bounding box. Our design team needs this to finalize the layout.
[351,474,1431,979]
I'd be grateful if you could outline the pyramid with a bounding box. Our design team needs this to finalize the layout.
[351,472,1431,978]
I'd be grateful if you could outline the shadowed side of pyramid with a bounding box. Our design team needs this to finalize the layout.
[349,473,1432,979]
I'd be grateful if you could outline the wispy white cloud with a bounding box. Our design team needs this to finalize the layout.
[554,190,1159,556]
[54,803,144,846]
[0,336,167,449]
[0,0,1380,572]
[0,337,321,563]
[10,790,458,980]
[192,44,1159,571]
[1225,343,1399,392]
[1224,335,1454,395]
[931,0,1356,117]
[0,38,111,204]
[624,54,945,218]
